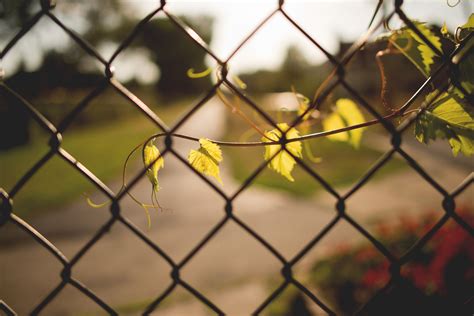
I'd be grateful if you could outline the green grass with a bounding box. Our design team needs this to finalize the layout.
[0,102,187,218]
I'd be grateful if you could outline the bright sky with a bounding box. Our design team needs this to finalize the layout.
[2,0,472,83]
[149,0,472,72]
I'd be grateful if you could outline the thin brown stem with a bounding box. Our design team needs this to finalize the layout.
[144,107,410,148]
[216,88,268,138]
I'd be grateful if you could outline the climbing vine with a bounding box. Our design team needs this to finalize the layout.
[88,14,473,228]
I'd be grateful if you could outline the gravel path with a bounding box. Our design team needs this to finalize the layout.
[1,99,472,315]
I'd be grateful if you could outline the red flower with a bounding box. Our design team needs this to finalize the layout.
[361,261,390,288]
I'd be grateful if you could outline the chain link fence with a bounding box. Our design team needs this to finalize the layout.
[1,0,473,314]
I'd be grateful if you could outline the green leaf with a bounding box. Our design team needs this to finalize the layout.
[391,22,442,77]
[454,18,474,95]
[441,22,448,36]
[460,13,474,31]
[188,138,223,184]
[408,22,442,74]
[322,98,366,149]
[415,91,474,156]
[143,141,164,191]
[262,123,303,182]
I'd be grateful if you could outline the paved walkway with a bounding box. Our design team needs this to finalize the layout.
[1,99,472,315]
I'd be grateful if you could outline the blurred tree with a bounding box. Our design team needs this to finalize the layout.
[0,1,214,149]
[0,0,38,37]
[240,45,328,97]
[84,13,214,95]
[138,17,213,94]
[0,91,29,150]
[281,45,310,83]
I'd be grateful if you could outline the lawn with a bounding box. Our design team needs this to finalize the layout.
[0,100,188,218]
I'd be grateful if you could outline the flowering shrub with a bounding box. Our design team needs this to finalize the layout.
[277,209,473,315]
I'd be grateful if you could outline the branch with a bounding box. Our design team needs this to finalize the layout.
[144,107,412,148]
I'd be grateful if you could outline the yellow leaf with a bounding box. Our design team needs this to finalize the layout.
[322,98,365,148]
[188,138,223,184]
[143,141,164,191]
[460,13,474,30]
[407,22,442,74]
[262,123,302,182]
[441,22,448,36]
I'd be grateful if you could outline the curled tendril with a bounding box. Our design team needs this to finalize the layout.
[187,67,213,78]
[446,0,461,8]
[303,141,322,164]
[188,65,266,139]
[232,75,247,89]
[84,137,164,229]
[384,17,394,32]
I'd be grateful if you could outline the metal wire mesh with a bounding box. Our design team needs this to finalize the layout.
[0,0,473,315]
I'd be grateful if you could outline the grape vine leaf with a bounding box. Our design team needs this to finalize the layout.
[188,138,223,184]
[409,22,443,74]
[415,91,474,157]
[391,22,442,77]
[456,37,474,95]
[262,123,302,182]
[295,92,312,121]
[143,141,164,192]
[322,98,365,148]
[460,13,474,31]
[454,15,474,95]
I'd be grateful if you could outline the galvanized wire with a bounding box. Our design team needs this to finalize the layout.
[0,0,473,315]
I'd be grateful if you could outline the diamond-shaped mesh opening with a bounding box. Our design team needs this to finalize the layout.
[226,11,331,97]
[305,232,391,315]
[1,1,472,315]
[0,220,62,314]
[103,10,220,127]
[72,222,173,310]
[179,220,282,313]
[5,154,103,218]
[2,17,105,126]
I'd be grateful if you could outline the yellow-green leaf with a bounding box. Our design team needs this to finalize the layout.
[296,93,312,121]
[262,123,302,182]
[143,141,164,191]
[415,91,474,156]
[188,138,223,184]
[460,13,474,30]
[441,22,448,36]
[407,22,442,75]
[390,22,442,77]
[322,99,365,148]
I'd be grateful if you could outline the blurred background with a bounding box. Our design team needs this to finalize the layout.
[0,0,473,315]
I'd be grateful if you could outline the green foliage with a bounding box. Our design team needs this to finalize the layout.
[456,35,474,95]
[0,118,156,217]
[459,13,474,32]
[382,15,474,157]
[390,22,442,77]
[415,91,474,156]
